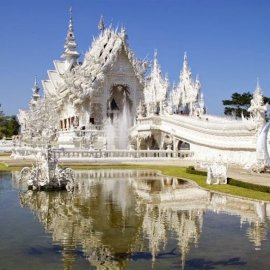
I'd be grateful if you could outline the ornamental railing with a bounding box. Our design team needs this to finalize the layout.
[11,147,193,160]
[57,129,106,139]
[52,149,193,160]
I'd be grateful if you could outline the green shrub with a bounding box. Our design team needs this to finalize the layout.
[186,166,207,176]
[227,178,270,193]
[187,167,270,194]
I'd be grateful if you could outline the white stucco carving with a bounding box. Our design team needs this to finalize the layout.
[254,122,270,172]
[144,50,169,107]
[248,81,268,127]
[205,163,228,185]
[172,53,205,116]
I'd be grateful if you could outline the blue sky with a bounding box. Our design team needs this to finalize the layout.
[1,0,270,115]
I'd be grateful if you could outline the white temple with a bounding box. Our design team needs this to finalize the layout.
[17,11,270,171]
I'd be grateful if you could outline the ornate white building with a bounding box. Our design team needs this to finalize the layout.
[17,11,270,170]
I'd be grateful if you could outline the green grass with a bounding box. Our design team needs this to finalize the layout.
[0,163,24,171]
[0,152,11,156]
[1,162,270,201]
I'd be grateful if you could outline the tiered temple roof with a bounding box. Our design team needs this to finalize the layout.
[42,16,148,109]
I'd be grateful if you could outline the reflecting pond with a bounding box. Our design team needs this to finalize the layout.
[1,170,270,270]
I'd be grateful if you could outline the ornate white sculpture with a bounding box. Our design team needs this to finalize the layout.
[172,53,204,116]
[20,145,75,191]
[254,122,270,172]
[144,50,169,111]
[205,162,227,185]
[248,82,267,126]
[136,100,145,118]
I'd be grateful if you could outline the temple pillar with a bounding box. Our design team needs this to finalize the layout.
[173,137,178,157]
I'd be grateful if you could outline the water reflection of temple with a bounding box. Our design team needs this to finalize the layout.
[16,170,270,269]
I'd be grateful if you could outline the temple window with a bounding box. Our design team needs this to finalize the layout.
[90,118,95,124]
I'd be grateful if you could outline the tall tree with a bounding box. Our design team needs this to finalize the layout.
[0,104,20,139]
[223,92,270,119]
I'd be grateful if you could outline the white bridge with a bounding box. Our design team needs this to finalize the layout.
[131,114,257,150]
[130,114,267,167]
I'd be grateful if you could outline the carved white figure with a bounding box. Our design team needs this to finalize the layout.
[248,81,267,126]
[206,163,227,185]
[20,145,75,191]
[136,100,145,118]
[254,122,270,172]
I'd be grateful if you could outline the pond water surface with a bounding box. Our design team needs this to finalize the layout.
[0,170,270,270]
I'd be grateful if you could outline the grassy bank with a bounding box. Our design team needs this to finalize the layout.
[0,152,11,156]
[1,162,270,202]
[0,163,23,171]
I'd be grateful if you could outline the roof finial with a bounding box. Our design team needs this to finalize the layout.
[98,15,105,32]
[182,51,189,72]
[256,77,260,89]
[152,49,159,73]
[61,7,80,65]
[34,75,38,87]
[32,75,39,95]
[68,7,73,32]
[30,76,40,106]
[154,49,158,60]
[184,51,188,61]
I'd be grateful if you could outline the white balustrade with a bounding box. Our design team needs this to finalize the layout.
[51,148,193,160]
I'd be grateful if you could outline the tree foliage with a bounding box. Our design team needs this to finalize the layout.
[223,92,270,118]
[0,104,20,139]
[222,92,252,118]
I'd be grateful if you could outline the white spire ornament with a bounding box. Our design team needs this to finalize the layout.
[248,80,268,126]
[172,52,202,115]
[61,7,80,66]
[144,50,169,106]
[30,76,40,107]
[98,15,105,32]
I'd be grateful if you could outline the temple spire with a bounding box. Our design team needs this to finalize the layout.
[184,51,188,62]
[153,49,159,75]
[144,50,169,105]
[61,7,80,65]
[30,76,40,107]
[256,77,262,93]
[32,76,39,96]
[182,52,190,76]
[98,15,105,32]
